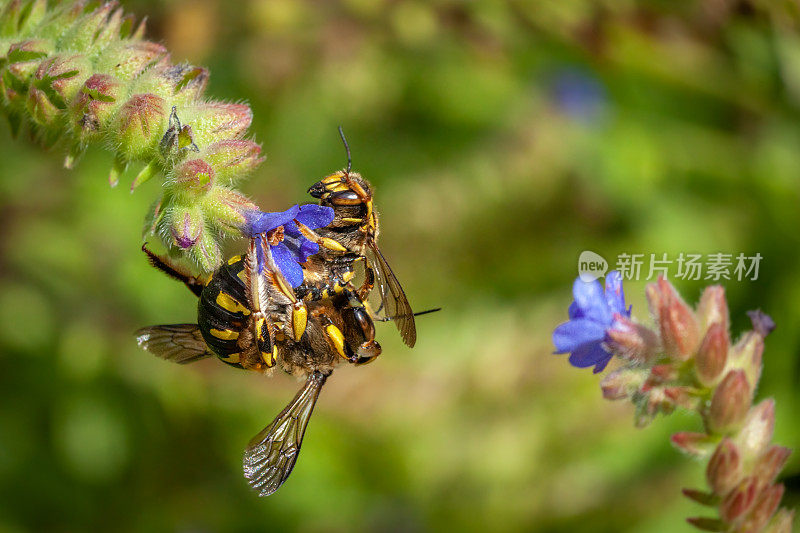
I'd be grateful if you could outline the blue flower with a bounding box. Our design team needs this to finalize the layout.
[552,271,631,373]
[243,204,335,287]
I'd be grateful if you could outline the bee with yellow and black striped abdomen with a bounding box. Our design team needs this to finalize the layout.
[297,128,418,347]
[136,231,382,496]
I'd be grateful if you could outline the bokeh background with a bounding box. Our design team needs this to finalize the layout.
[0,0,799,531]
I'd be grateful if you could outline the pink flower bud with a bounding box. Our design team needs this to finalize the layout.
[695,323,729,387]
[719,476,758,523]
[113,93,167,159]
[646,277,700,361]
[706,437,742,496]
[183,102,253,147]
[202,140,264,184]
[664,386,698,410]
[685,517,723,531]
[136,64,209,106]
[97,41,169,80]
[671,431,715,458]
[753,445,791,486]
[70,74,124,137]
[169,206,204,249]
[4,39,52,108]
[28,54,92,126]
[730,331,764,392]
[605,315,659,364]
[763,508,794,533]
[736,399,776,459]
[707,370,751,434]
[600,368,645,400]
[173,158,215,194]
[742,484,785,532]
[696,285,729,335]
[202,187,258,234]
[648,364,678,384]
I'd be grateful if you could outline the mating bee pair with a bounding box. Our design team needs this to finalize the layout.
[136,134,420,496]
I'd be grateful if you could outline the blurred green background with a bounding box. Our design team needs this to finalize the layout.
[1,0,799,531]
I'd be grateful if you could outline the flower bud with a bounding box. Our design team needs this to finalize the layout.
[695,323,729,387]
[202,140,264,184]
[182,102,252,147]
[70,74,124,139]
[113,93,167,159]
[4,40,53,107]
[730,331,764,390]
[763,508,794,533]
[706,437,742,495]
[188,229,222,273]
[707,370,751,435]
[168,205,204,250]
[671,431,715,458]
[201,187,258,235]
[172,158,215,196]
[743,484,784,532]
[685,517,723,531]
[58,1,118,51]
[664,386,698,410]
[600,367,645,400]
[28,54,92,126]
[646,276,700,361]
[719,476,758,524]
[753,445,791,486]
[682,488,717,507]
[95,41,169,80]
[696,285,729,336]
[647,364,678,384]
[93,7,126,50]
[736,399,775,459]
[134,64,209,106]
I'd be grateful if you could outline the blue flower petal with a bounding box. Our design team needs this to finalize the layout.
[552,318,606,353]
[604,271,628,316]
[299,239,319,261]
[572,278,611,323]
[296,204,335,229]
[284,205,335,237]
[272,244,304,287]
[244,205,300,236]
[568,342,611,371]
[568,301,583,319]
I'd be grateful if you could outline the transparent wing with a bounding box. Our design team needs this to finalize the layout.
[243,371,328,496]
[367,241,416,347]
[135,324,211,364]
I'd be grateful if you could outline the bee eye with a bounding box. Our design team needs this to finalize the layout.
[329,190,362,206]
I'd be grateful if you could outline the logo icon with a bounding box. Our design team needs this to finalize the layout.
[578,250,608,282]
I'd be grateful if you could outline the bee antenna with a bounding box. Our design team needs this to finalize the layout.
[338,125,352,175]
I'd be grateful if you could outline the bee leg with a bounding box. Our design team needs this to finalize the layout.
[142,244,206,297]
[294,220,349,253]
[356,263,375,301]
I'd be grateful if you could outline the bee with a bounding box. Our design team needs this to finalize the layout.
[135,232,381,496]
[296,128,417,347]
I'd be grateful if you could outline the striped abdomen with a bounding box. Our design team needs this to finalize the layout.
[197,255,250,368]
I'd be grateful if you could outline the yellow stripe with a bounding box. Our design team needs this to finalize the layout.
[341,217,363,223]
[216,292,250,315]
[326,324,347,358]
[227,254,242,265]
[210,328,239,340]
[220,352,241,364]
[342,271,355,282]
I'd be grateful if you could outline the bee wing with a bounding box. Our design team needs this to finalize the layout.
[243,371,328,496]
[366,241,416,347]
[135,324,212,364]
